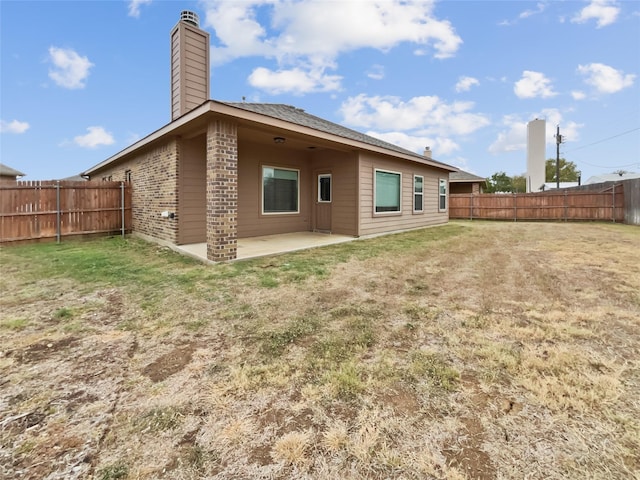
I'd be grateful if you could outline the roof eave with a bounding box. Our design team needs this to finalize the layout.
[84,100,458,175]
[213,102,458,172]
[83,101,215,176]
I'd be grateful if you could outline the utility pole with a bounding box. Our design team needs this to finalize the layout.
[555,125,564,189]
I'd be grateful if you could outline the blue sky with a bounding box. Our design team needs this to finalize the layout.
[1,0,639,182]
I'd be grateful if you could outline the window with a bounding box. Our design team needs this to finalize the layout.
[125,170,132,182]
[318,174,331,202]
[263,166,299,214]
[375,169,401,213]
[414,175,424,212]
[439,178,447,211]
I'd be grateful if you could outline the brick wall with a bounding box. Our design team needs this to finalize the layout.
[91,137,180,243]
[206,120,238,261]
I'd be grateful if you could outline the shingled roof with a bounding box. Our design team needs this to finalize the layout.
[221,102,428,162]
[449,170,486,183]
[85,100,458,176]
[0,163,26,178]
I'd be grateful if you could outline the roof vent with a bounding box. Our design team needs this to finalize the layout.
[180,10,199,27]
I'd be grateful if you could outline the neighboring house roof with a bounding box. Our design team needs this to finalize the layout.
[0,163,26,178]
[61,174,88,181]
[84,100,457,176]
[584,172,640,184]
[542,182,580,190]
[449,170,486,183]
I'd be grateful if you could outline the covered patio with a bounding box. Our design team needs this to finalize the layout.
[175,231,356,262]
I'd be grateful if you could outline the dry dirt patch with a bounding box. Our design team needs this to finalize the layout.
[142,344,199,383]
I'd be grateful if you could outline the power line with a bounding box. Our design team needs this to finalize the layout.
[575,159,639,169]
[563,127,640,153]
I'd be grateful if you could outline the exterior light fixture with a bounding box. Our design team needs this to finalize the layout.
[273,136,286,144]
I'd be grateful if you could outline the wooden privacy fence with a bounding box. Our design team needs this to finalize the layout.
[450,183,625,222]
[0,181,131,244]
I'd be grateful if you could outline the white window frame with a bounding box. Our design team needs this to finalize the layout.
[413,175,424,213]
[374,168,402,215]
[262,165,300,215]
[439,178,448,212]
[317,174,332,203]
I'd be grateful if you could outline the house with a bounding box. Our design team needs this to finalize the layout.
[60,174,88,182]
[0,163,26,183]
[541,182,580,190]
[83,11,457,262]
[584,172,640,185]
[449,170,486,194]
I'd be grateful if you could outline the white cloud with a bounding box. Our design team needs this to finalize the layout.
[520,2,547,19]
[577,62,635,94]
[572,0,620,28]
[367,64,385,81]
[338,93,489,158]
[455,76,479,92]
[488,114,528,154]
[248,66,342,95]
[514,70,557,99]
[128,0,152,18]
[73,126,115,148]
[367,131,460,156]
[48,47,93,89]
[204,0,462,94]
[0,119,30,134]
[499,2,546,26]
[206,0,462,62]
[489,109,583,154]
[340,94,490,137]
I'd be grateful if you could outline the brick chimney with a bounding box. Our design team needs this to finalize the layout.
[170,11,210,121]
[423,146,432,159]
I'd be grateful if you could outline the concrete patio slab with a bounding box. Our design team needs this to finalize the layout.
[175,231,356,262]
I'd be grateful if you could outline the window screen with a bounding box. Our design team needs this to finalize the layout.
[375,170,401,213]
[263,167,299,213]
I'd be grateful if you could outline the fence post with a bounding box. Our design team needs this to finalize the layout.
[564,189,568,222]
[514,193,517,222]
[470,194,473,220]
[612,183,615,222]
[121,181,126,238]
[56,181,61,244]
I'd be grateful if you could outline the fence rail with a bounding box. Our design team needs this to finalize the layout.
[1,181,131,243]
[450,184,625,222]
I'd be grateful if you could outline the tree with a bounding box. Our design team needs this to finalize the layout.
[485,172,514,193]
[511,174,527,193]
[545,158,580,182]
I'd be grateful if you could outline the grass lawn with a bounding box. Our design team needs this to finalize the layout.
[1,221,639,479]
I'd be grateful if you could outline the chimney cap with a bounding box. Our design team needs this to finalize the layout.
[180,10,199,27]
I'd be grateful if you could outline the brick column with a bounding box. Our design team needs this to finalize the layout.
[206,119,238,261]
